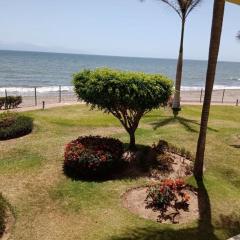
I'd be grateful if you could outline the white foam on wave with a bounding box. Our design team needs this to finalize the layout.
[37,86,74,93]
[181,85,240,91]
[0,86,74,94]
[181,86,203,91]
[0,87,34,93]
[0,85,240,95]
[229,77,240,81]
[213,85,240,90]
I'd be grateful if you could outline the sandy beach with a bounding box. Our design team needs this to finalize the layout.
[181,89,240,104]
[19,89,240,108]
[0,89,239,112]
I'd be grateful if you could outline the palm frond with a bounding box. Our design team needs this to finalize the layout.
[161,0,182,18]
[186,0,202,17]
[159,0,202,19]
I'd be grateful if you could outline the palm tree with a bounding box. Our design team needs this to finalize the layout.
[194,0,226,180]
[160,0,202,116]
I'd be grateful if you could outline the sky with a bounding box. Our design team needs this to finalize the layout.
[0,0,239,62]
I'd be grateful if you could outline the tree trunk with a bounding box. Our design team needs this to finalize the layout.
[128,130,136,151]
[172,18,185,115]
[194,0,225,180]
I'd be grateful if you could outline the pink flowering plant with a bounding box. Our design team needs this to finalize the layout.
[64,136,124,179]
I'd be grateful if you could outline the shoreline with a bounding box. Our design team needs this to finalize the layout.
[0,100,239,114]
[0,89,239,112]
[1,86,240,94]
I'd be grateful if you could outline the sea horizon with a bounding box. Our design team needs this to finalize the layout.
[0,49,240,94]
[1,49,240,64]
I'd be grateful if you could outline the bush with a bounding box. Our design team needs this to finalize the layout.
[0,96,22,110]
[0,98,4,110]
[73,68,173,150]
[155,153,174,173]
[145,179,190,223]
[0,112,33,140]
[0,193,7,237]
[64,136,124,179]
[153,139,194,161]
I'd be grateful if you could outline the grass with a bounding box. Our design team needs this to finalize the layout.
[0,104,239,240]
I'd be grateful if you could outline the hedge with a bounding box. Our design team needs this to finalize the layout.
[0,112,33,140]
[64,136,124,180]
[0,96,22,110]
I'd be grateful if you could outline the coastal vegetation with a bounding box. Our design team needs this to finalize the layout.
[73,68,172,150]
[0,112,33,140]
[0,104,239,239]
[0,0,239,239]
[0,96,22,110]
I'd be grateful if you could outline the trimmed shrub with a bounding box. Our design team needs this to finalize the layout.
[0,112,33,140]
[64,136,124,179]
[0,96,22,110]
[0,193,7,237]
[153,139,194,161]
[73,68,173,150]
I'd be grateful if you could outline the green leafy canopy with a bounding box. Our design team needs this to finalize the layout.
[73,68,173,149]
[73,68,173,113]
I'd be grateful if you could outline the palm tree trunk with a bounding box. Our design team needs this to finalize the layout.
[172,18,185,114]
[194,0,225,180]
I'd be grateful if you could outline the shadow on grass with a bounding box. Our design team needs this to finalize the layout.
[107,180,220,240]
[230,145,240,149]
[216,213,240,237]
[152,116,218,133]
[197,180,216,240]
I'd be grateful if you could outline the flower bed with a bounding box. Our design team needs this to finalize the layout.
[123,180,198,224]
[64,136,124,180]
[0,112,33,140]
[145,179,193,223]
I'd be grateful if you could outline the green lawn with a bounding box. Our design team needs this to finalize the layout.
[0,104,239,240]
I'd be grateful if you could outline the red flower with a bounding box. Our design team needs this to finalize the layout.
[183,193,190,202]
[175,179,185,188]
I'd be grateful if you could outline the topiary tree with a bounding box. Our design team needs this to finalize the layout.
[73,68,173,150]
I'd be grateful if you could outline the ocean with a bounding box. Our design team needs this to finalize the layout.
[0,50,240,95]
